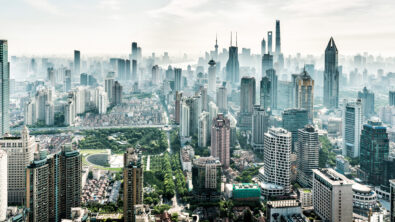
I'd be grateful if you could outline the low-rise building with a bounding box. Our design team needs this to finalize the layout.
[298,189,313,208]
[232,183,260,201]
[180,145,194,172]
[266,200,303,222]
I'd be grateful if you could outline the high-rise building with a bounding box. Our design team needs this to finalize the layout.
[238,77,256,129]
[360,119,389,186]
[226,35,240,84]
[275,20,281,54]
[312,168,353,222]
[208,102,218,135]
[267,31,273,54]
[131,42,138,60]
[198,112,209,148]
[132,60,137,82]
[123,148,143,222]
[0,150,6,221]
[252,106,269,153]
[152,65,159,85]
[266,69,278,110]
[216,86,227,113]
[296,125,319,188]
[294,70,314,122]
[174,68,182,92]
[260,76,271,110]
[192,157,221,200]
[262,54,274,77]
[323,37,339,109]
[0,126,35,205]
[105,72,115,103]
[0,40,10,135]
[191,95,202,135]
[358,87,375,118]
[80,73,88,86]
[112,81,122,105]
[262,128,292,194]
[282,108,309,151]
[389,91,395,106]
[180,99,191,138]
[261,37,266,56]
[208,60,216,93]
[125,59,131,80]
[74,50,80,76]
[64,69,71,92]
[175,91,183,124]
[211,114,231,168]
[342,99,363,158]
[390,180,395,222]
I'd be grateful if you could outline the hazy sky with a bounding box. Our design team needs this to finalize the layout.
[1,0,395,57]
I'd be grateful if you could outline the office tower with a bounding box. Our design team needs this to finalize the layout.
[125,59,131,80]
[267,31,273,54]
[117,59,126,80]
[131,42,138,60]
[0,40,10,135]
[266,69,278,110]
[175,91,182,124]
[226,34,240,84]
[296,125,319,188]
[94,87,108,114]
[191,95,202,135]
[208,60,216,93]
[294,70,314,122]
[123,148,143,222]
[64,69,71,92]
[47,67,55,86]
[238,77,256,129]
[391,180,395,222]
[275,20,281,54]
[198,112,209,148]
[105,72,115,102]
[112,81,122,105]
[200,87,208,112]
[263,128,292,194]
[132,60,137,81]
[261,37,266,56]
[358,87,375,117]
[216,85,227,113]
[390,91,395,106]
[180,99,191,138]
[74,50,80,76]
[0,126,35,205]
[80,73,88,86]
[252,106,269,153]
[0,150,6,221]
[152,65,159,85]
[323,37,339,109]
[342,99,363,158]
[360,119,389,186]
[312,168,353,222]
[262,54,274,77]
[282,108,309,151]
[260,76,271,110]
[208,102,218,134]
[174,68,182,92]
[211,114,231,168]
[192,157,221,196]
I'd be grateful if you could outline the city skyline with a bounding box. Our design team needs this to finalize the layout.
[2,0,395,56]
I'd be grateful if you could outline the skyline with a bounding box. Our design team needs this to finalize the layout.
[2,0,395,56]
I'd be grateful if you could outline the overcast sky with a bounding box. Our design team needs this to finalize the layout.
[1,0,395,57]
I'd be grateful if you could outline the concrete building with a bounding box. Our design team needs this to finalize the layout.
[252,105,269,153]
[74,50,80,76]
[262,54,273,77]
[312,168,353,222]
[266,200,303,222]
[198,112,209,148]
[0,150,6,221]
[192,157,221,201]
[180,145,194,172]
[180,99,191,138]
[298,189,313,208]
[342,99,363,158]
[175,91,182,124]
[174,68,182,92]
[208,60,216,93]
[358,87,375,118]
[0,40,10,135]
[208,102,218,135]
[216,86,227,113]
[151,65,160,85]
[323,37,339,109]
[282,108,308,151]
[260,76,271,110]
[335,155,351,176]
[105,73,115,103]
[389,91,395,106]
[211,114,231,168]
[112,81,122,105]
[266,69,278,110]
[390,180,395,222]
[294,70,314,122]
[123,148,143,222]
[238,77,256,129]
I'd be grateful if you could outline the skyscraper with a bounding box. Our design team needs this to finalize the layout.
[216,85,227,113]
[262,54,273,77]
[208,60,216,93]
[261,37,266,56]
[0,150,6,221]
[282,108,309,151]
[390,180,395,222]
[275,20,281,54]
[132,60,137,82]
[296,125,319,188]
[252,106,269,153]
[294,70,314,122]
[125,59,131,80]
[180,99,191,138]
[360,119,389,186]
[0,40,10,135]
[105,72,115,103]
[74,50,80,76]
[64,69,71,92]
[198,112,209,148]
[266,69,278,110]
[358,87,375,118]
[225,34,240,84]
[342,99,363,158]
[123,148,143,222]
[131,42,138,60]
[174,68,182,92]
[260,76,271,110]
[151,65,159,85]
[389,91,395,106]
[267,31,273,54]
[323,37,339,109]
[112,81,122,105]
[211,114,231,168]
[175,91,183,124]
[312,168,353,222]
[238,77,256,129]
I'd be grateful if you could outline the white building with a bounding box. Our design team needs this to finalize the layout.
[312,168,353,222]
[342,99,363,158]
[208,60,216,94]
[180,101,190,138]
[24,87,54,126]
[216,86,227,113]
[198,112,209,147]
[0,150,7,221]
[208,102,218,136]
[94,86,108,114]
[298,189,312,208]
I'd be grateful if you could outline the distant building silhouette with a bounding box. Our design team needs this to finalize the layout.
[323,37,339,109]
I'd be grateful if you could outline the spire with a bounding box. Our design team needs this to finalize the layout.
[326,37,337,51]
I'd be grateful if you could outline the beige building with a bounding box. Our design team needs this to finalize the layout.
[312,168,353,222]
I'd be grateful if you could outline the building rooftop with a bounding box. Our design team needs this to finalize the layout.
[267,199,301,208]
[312,168,353,186]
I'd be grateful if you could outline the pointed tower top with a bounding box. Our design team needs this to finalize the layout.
[326,37,338,51]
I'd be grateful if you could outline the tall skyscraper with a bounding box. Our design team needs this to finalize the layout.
[123,148,143,222]
[211,114,231,168]
[226,34,240,84]
[260,76,271,110]
[282,108,309,151]
[360,119,389,186]
[131,42,138,60]
[0,126,35,205]
[174,68,182,92]
[267,31,273,54]
[216,86,227,113]
[296,125,319,188]
[180,99,191,138]
[80,73,88,86]
[390,180,395,222]
[0,40,10,135]
[208,60,216,93]
[294,70,314,122]
[238,77,256,129]
[275,20,281,54]
[252,106,269,153]
[261,37,266,56]
[389,91,395,106]
[0,150,6,221]
[342,99,363,158]
[262,54,273,77]
[323,37,339,109]
[358,87,375,118]
[112,81,122,105]
[266,69,278,110]
[132,60,137,82]
[151,65,159,85]
[198,112,209,148]
[64,69,71,92]
[312,168,353,222]
[74,50,80,76]
[105,72,115,103]
[175,91,183,124]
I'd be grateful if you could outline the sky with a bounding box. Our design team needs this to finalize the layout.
[1,0,395,57]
